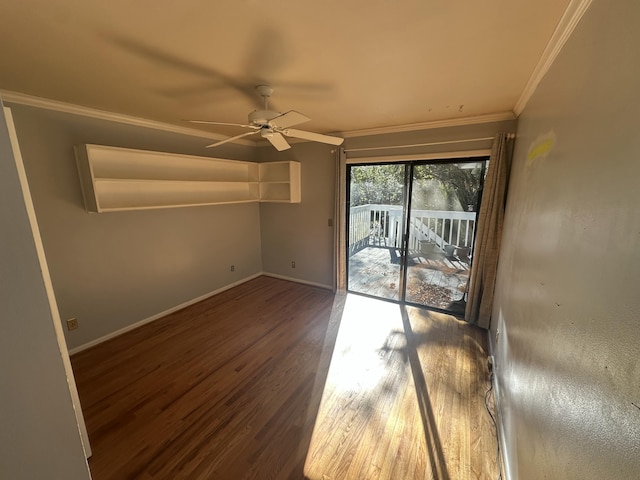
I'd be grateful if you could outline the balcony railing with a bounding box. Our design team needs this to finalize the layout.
[348,204,477,258]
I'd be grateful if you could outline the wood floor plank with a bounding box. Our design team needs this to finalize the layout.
[72,276,497,479]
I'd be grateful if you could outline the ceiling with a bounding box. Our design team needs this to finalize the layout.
[0,0,571,141]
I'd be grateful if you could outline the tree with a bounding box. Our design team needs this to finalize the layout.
[413,163,484,211]
[349,164,404,206]
[350,162,484,211]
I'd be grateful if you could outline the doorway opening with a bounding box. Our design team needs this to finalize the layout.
[346,158,488,315]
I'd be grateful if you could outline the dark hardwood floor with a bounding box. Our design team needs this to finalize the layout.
[72,276,498,479]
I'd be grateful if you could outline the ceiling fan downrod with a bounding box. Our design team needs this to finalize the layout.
[256,84,274,110]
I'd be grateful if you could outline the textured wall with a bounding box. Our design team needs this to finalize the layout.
[259,142,337,288]
[9,105,262,350]
[492,1,640,478]
[343,119,517,161]
[1,103,90,478]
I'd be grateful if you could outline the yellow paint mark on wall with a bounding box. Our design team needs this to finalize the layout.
[527,132,556,165]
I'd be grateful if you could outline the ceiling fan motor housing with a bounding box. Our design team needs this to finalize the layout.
[191,84,343,149]
[249,109,280,126]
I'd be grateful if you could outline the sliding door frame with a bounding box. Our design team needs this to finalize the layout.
[344,152,490,316]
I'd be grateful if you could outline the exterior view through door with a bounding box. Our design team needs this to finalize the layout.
[347,159,488,315]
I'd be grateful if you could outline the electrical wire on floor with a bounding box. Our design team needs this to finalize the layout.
[485,371,503,480]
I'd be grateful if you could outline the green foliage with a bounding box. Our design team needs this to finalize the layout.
[349,162,484,211]
[413,163,483,211]
[349,164,404,206]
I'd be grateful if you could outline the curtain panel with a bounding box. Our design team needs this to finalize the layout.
[334,148,347,292]
[465,133,514,329]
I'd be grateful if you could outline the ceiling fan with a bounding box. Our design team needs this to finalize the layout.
[189,85,344,151]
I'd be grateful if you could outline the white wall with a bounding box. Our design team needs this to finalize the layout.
[259,142,337,288]
[9,104,262,350]
[492,1,640,478]
[344,119,516,161]
[0,102,90,478]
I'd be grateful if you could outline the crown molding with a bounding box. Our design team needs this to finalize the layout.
[254,111,514,148]
[0,90,516,148]
[513,0,594,116]
[340,112,515,139]
[0,90,257,147]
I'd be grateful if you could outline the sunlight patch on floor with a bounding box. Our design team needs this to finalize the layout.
[303,293,415,479]
[326,294,405,394]
[303,292,497,480]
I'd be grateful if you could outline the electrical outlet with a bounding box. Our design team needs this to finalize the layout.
[230,265,235,272]
[66,318,78,331]
[291,261,296,268]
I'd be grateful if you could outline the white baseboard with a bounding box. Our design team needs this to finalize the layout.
[69,273,262,355]
[68,272,334,355]
[261,272,333,291]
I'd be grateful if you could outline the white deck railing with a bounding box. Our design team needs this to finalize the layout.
[349,204,477,257]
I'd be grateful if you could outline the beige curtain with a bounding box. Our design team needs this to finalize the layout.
[465,133,514,328]
[334,148,347,292]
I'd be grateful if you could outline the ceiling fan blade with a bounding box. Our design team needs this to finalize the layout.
[205,130,259,148]
[265,132,291,151]
[283,128,344,146]
[269,110,311,129]
[105,34,257,103]
[189,120,259,129]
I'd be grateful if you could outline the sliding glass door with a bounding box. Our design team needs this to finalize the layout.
[404,161,486,314]
[346,158,487,315]
[347,164,407,301]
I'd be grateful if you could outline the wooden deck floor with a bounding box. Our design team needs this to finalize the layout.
[71,276,497,479]
[348,246,470,311]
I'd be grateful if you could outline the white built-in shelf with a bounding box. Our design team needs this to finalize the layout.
[75,144,300,212]
[259,161,301,203]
